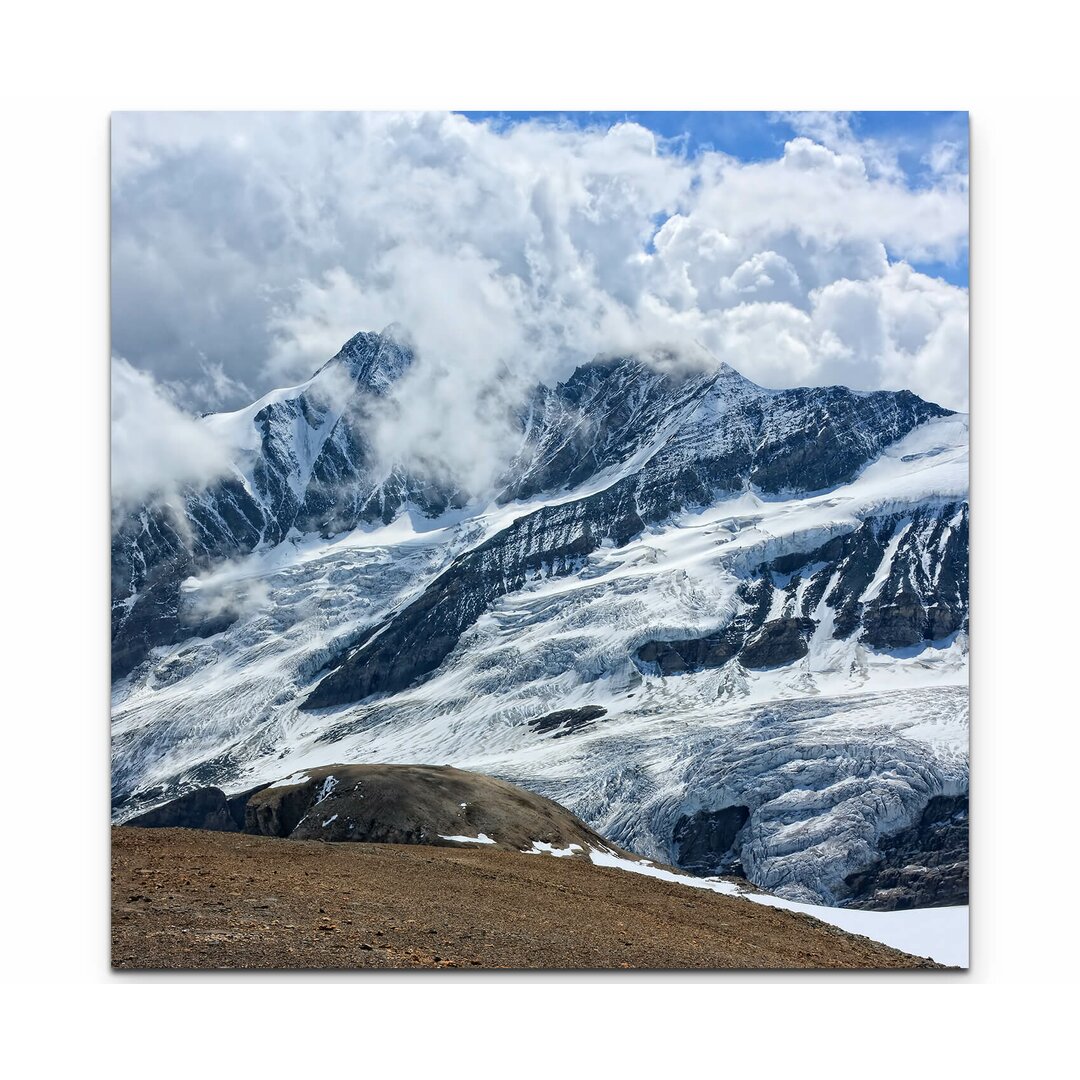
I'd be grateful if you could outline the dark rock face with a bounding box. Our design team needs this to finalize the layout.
[497,357,717,504]
[528,705,608,737]
[638,633,743,674]
[860,506,968,649]
[634,578,779,675]
[746,388,935,493]
[634,383,947,521]
[673,806,751,875]
[123,787,239,832]
[739,617,817,669]
[844,795,969,910]
[245,781,316,838]
[121,782,270,831]
[501,357,948,520]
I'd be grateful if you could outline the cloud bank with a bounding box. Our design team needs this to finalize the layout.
[111,111,969,439]
[111,357,233,511]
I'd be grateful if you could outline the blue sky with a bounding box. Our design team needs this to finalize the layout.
[461,111,969,286]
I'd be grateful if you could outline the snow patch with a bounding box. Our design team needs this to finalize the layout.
[268,772,311,789]
[522,841,583,857]
[314,775,338,803]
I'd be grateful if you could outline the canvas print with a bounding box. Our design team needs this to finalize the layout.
[111,111,969,969]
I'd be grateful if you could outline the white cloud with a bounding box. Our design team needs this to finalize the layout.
[180,559,271,626]
[111,357,234,511]
[111,112,970,464]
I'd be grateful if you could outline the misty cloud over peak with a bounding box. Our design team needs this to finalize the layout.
[112,111,968,428]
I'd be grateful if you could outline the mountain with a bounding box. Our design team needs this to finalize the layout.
[111,326,456,679]
[111,327,969,913]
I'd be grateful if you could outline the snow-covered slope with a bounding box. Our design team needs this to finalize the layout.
[111,331,969,914]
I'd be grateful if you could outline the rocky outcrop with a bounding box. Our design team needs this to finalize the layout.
[122,782,271,831]
[124,786,239,832]
[673,806,750,875]
[635,501,968,682]
[844,795,969,909]
[637,631,743,674]
[528,705,608,737]
[497,355,717,503]
[501,357,948,516]
[739,617,817,669]
[126,764,620,857]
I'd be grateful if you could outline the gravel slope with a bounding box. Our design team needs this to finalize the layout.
[112,828,940,970]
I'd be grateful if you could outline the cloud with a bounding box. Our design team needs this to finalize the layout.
[111,111,969,448]
[697,263,969,405]
[179,559,271,626]
[111,357,234,511]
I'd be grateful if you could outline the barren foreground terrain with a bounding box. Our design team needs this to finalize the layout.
[113,828,939,970]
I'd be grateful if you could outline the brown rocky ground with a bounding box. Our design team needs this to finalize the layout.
[112,827,939,970]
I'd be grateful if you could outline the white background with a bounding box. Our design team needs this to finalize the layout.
[1,0,1077,1072]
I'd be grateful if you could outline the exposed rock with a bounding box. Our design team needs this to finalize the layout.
[497,356,716,504]
[673,806,750,875]
[844,795,969,909]
[860,505,969,649]
[124,787,239,832]
[739,617,816,669]
[635,578,774,675]
[637,632,742,674]
[528,705,608,737]
[225,784,270,828]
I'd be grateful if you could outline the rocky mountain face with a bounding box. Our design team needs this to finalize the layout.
[111,328,463,679]
[303,355,952,709]
[111,329,969,912]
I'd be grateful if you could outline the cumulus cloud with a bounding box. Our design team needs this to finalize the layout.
[111,356,233,511]
[111,110,970,462]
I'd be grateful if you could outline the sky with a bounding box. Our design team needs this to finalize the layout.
[111,110,968,503]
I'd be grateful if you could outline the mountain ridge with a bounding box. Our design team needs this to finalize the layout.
[111,329,968,914]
